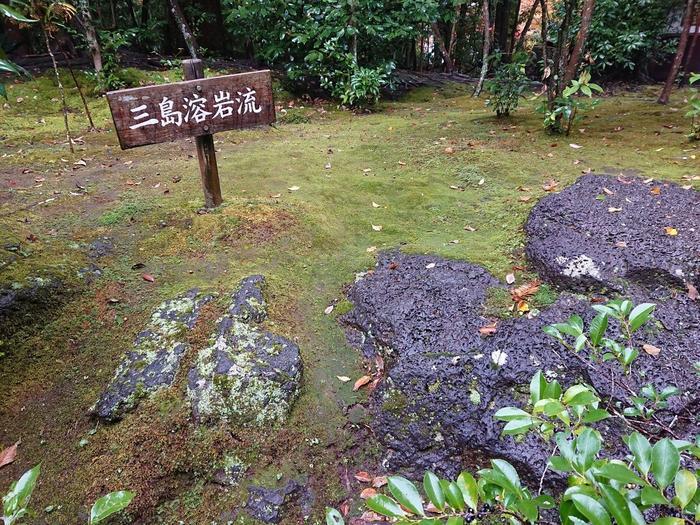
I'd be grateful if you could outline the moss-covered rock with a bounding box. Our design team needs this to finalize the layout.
[92,289,213,422]
[187,276,302,428]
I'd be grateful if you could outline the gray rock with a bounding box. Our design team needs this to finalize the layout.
[87,238,114,259]
[92,289,212,422]
[211,453,248,487]
[0,276,67,341]
[246,479,313,523]
[188,276,302,427]
[525,174,699,292]
[341,251,700,485]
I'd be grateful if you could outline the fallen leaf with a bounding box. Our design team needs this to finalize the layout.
[270,193,282,198]
[542,180,559,192]
[372,476,388,488]
[324,305,334,315]
[288,186,300,191]
[511,280,541,302]
[388,262,398,270]
[0,441,19,469]
[464,225,476,232]
[444,146,455,154]
[324,163,332,170]
[569,144,583,149]
[142,273,155,282]
[687,283,698,301]
[354,471,373,483]
[366,246,377,253]
[353,375,372,391]
[602,187,614,195]
[371,224,383,231]
[664,227,678,236]
[337,376,351,383]
[642,344,661,357]
[650,186,661,196]
[426,263,436,269]
[398,161,406,166]
[517,301,530,313]
[608,207,623,213]
[360,488,378,499]
[478,178,485,186]
[362,168,372,173]
[518,196,531,202]
[371,202,380,208]
[506,273,516,284]
[479,322,498,337]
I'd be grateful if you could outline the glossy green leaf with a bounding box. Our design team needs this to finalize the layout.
[589,313,609,346]
[599,484,631,525]
[423,472,445,511]
[388,476,424,516]
[491,459,522,496]
[595,463,646,486]
[674,469,697,509]
[494,407,531,421]
[90,491,135,524]
[640,486,667,505]
[563,384,596,406]
[627,432,651,476]
[502,417,535,435]
[440,480,464,511]
[0,4,36,23]
[581,408,610,423]
[651,438,680,491]
[571,494,611,525]
[456,472,478,511]
[628,303,655,331]
[3,464,41,517]
[366,494,407,518]
[446,518,464,525]
[549,455,573,472]
[530,371,547,403]
[325,507,344,525]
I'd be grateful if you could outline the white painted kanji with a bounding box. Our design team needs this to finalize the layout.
[236,88,262,115]
[159,96,183,127]
[128,104,159,130]
[183,93,212,124]
[213,90,236,119]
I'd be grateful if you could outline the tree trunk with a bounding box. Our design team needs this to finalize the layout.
[125,0,138,26]
[658,0,696,104]
[474,0,490,96]
[140,0,150,27]
[563,0,596,87]
[63,52,95,130]
[540,0,554,105]
[448,3,461,62]
[431,22,454,72]
[44,28,73,153]
[681,8,700,85]
[77,0,102,72]
[507,0,522,56]
[552,0,575,97]
[168,0,199,59]
[515,0,539,52]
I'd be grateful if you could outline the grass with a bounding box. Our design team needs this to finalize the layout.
[0,69,698,524]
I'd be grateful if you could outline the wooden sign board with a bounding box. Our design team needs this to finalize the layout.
[107,70,275,150]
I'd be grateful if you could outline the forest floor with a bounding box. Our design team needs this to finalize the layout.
[0,67,698,524]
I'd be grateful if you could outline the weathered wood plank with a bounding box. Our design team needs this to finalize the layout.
[106,70,275,149]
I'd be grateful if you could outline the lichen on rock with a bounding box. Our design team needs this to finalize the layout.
[92,288,212,422]
[187,276,302,427]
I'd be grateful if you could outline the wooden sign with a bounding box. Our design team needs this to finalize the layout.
[107,69,275,150]
[106,60,275,208]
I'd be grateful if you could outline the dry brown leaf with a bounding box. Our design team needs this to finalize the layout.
[354,471,373,483]
[353,375,372,391]
[664,227,678,236]
[650,186,661,196]
[602,187,614,195]
[642,344,661,357]
[542,180,559,192]
[518,196,531,202]
[0,441,19,469]
[142,273,155,282]
[444,146,455,154]
[372,476,388,488]
[479,322,498,337]
[511,280,541,302]
[687,283,698,301]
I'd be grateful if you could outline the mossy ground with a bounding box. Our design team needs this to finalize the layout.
[0,68,698,524]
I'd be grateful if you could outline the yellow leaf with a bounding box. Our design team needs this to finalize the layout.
[665,227,678,236]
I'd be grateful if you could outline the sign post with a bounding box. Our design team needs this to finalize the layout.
[106,63,276,208]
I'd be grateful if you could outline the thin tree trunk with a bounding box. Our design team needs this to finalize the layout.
[680,9,699,85]
[658,0,696,104]
[432,22,454,72]
[507,0,522,56]
[552,0,574,97]
[63,52,95,130]
[541,0,554,105]
[141,0,150,27]
[109,0,116,28]
[44,29,73,153]
[125,0,138,26]
[77,0,102,72]
[448,3,460,61]
[474,0,490,96]
[168,0,199,59]
[563,0,596,87]
[515,0,539,52]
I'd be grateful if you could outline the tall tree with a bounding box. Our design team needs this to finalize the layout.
[474,0,490,96]
[76,0,102,72]
[167,0,198,59]
[658,0,697,104]
[431,21,454,72]
[563,0,595,86]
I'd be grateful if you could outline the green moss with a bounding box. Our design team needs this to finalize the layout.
[333,299,354,317]
[98,200,154,226]
[382,388,408,414]
[531,283,558,309]
[483,286,513,319]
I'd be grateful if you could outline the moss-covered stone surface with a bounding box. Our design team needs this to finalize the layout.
[0,68,698,523]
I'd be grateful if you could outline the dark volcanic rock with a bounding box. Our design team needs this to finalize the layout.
[0,276,67,341]
[87,237,114,259]
[342,251,700,484]
[92,289,212,422]
[246,480,314,523]
[525,174,699,292]
[187,276,302,427]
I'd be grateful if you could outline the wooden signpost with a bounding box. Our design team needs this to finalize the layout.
[107,59,275,208]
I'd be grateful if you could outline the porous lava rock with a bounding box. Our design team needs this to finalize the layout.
[245,479,314,523]
[187,276,302,427]
[0,275,68,341]
[525,174,699,292]
[341,249,700,484]
[92,289,212,421]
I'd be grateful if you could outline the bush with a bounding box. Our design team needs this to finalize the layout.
[485,51,530,117]
[687,73,700,141]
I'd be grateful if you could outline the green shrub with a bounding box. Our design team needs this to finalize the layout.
[485,51,530,117]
